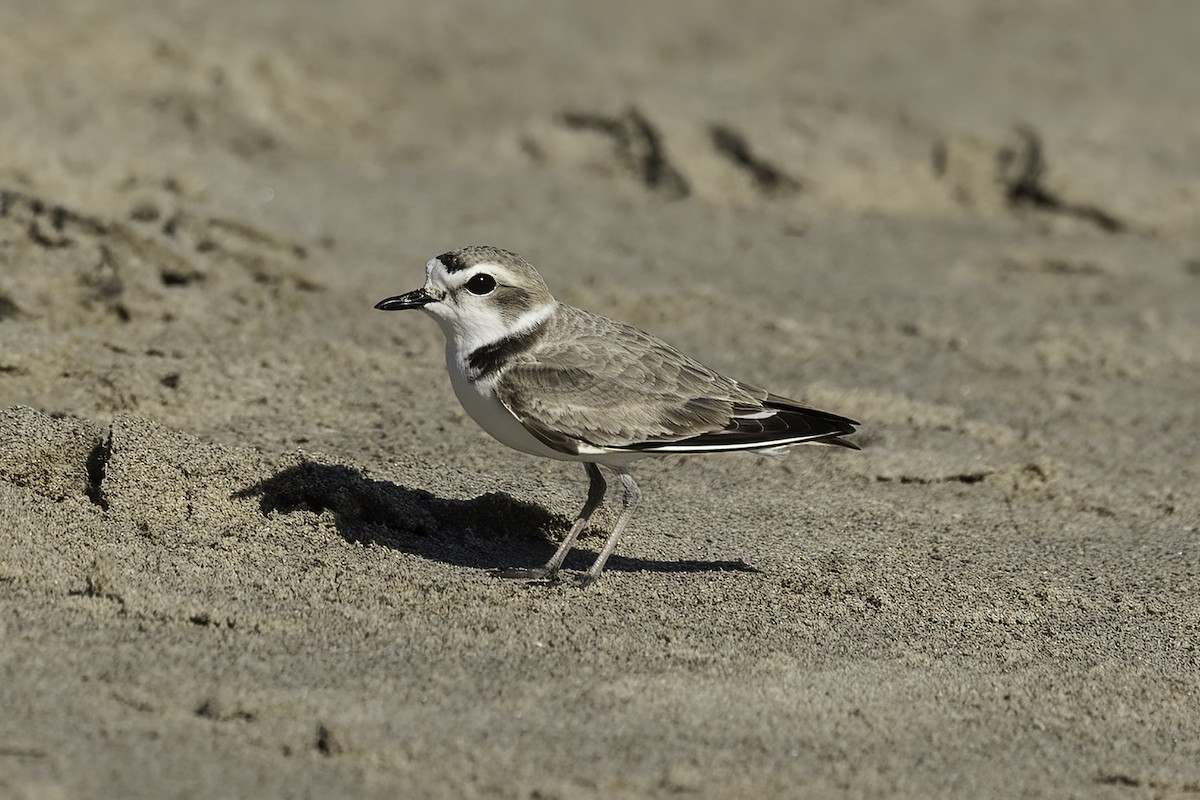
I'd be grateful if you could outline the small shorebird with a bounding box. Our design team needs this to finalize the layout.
[376,246,859,586]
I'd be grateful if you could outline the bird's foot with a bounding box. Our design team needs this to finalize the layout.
[555,572,599,589]
[491,567,599,588]
[491,566,558,581]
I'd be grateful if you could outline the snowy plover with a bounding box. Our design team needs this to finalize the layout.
[375,246,859,586]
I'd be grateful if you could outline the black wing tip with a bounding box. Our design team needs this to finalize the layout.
[613,410,861,454]
[764,397,860,442]
[765,395,857,423]
[822,435,861,451]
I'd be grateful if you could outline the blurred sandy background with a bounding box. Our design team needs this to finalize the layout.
[2,1,1198,797]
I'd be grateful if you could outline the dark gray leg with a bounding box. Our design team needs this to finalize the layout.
[567,466,640,588]
[494,462,606,580]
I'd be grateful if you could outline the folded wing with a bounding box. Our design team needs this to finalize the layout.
[493,307,858,456]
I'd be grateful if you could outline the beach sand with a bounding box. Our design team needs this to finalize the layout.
[2,1,1198,797]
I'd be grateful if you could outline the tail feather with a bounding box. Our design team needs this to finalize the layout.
[618,394,859,454]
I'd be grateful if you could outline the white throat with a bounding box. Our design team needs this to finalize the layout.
[445,301,556,359]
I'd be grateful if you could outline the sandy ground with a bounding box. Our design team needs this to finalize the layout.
[2,1,1199,797]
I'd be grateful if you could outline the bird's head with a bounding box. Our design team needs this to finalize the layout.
[375,246,556,350]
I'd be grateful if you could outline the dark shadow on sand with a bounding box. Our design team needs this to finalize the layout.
[235,461,759,577]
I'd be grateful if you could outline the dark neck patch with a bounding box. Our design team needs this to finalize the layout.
[467,320,547,380]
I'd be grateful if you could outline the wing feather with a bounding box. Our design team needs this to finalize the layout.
[493,305,858,454]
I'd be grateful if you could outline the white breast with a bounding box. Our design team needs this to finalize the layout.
[445,342,577,462]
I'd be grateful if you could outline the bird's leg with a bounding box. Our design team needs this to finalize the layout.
[567,466,640,588]
[493,462,606,581]
[542,462,607,573]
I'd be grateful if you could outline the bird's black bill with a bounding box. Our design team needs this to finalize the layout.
[374,288,433,310]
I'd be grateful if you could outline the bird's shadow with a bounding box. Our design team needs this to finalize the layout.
[234,461,758,576]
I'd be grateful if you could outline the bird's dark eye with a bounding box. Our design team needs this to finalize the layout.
[465,273,496,295]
